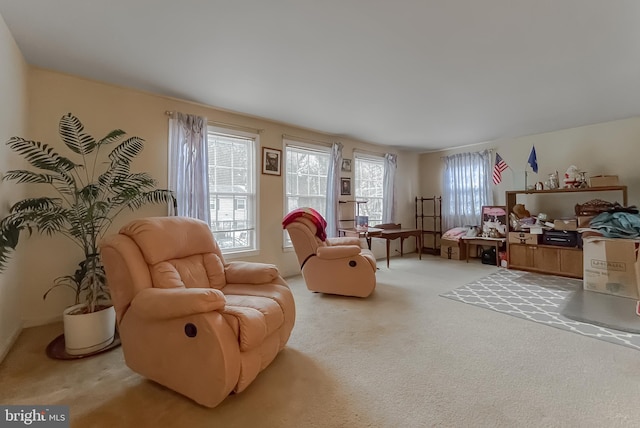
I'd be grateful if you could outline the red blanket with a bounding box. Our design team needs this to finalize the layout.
[282,208,327,241]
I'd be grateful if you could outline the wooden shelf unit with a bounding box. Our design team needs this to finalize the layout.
[505,185,628,278]
[415,196,442,255]
[338,199,368,226]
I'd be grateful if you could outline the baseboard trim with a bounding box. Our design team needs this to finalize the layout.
[0,323,23,364]
[22,314,62,328]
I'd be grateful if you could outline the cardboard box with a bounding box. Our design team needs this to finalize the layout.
[577,215,596,228]
[589,175,619,187]
[468,244,479,258]
[582,237,640,299]
[440,238,466,260]
[508,232,540,245]
[554,218,578,231]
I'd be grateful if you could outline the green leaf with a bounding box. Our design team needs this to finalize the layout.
[97,129,126,146]
[125,189,175,210]
[0,215,29,271]
[10,197,62,213]
[78,183,100,201]
[32,208,69,236]
[7,137,76,172]
[108,137,144,164]
[52,172,78,195]
[59,113,96,155]
[97,160,130,190]
[3,170,54,184]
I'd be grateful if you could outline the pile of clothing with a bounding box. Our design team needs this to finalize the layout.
[590,206,640,238]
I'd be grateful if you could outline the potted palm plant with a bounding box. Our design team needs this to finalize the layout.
[0,113,175,356]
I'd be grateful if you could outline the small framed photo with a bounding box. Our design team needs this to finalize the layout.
[340,177,351,195]
[341,158,352,172]
[262,147,282,176]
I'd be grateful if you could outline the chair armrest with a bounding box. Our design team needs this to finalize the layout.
[225,261,279,284]
[130,287,226,320]
[316,245,362,259]
[326,237,361,246]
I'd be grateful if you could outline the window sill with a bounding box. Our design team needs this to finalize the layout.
[223,249,259,259]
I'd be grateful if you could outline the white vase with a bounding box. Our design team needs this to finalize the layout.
[63,303,116,356]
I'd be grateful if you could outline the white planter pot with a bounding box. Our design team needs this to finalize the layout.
[63,303,116,356]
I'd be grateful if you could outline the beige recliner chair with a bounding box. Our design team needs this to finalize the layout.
[100,216,295,408]
[283,208,376,297]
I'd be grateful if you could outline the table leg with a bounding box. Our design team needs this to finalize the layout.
[417,233,422,260]
[495,242,500,267]
[465,240,470,263]
[386,239,390,268]
[400,238,404,257]
[366,236,372,250]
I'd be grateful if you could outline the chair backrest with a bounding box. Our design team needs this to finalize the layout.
[101,216,227,322]
[284,216,326,266]
[120,216,227,288]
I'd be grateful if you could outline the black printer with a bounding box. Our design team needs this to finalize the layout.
[542,230,581,248]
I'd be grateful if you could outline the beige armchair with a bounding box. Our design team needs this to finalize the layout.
[100,216,295,408]
[283,208,376,297]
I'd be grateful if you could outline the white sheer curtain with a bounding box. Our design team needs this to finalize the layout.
[442,150,493,231]
[324,142,343,238]
[382,153,397,223]
[168,112,210,223]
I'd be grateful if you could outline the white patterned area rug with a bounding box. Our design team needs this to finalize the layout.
[441,269,640,351]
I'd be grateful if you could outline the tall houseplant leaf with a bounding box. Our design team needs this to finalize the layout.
[0,113,175,312]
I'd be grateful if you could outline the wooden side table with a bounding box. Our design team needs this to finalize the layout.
[460,236,506,267]
[338,227,383,250]
[377,228,423,268]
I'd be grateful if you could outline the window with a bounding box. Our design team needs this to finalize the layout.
[284,141,330,246]
[354,155,384,225]
[441,150,492,231]
[235,198,246,210]
[207,127,257,253]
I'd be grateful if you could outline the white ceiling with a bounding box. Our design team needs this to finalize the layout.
[1,0,639,152]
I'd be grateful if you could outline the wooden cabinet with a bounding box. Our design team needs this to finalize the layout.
[560,248,584,278]
[508,243,582,278]
[505,186,627,279]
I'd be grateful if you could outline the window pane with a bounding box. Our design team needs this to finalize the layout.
[284,143,330,246]
[355,156,384,225]
[207,130,256,253]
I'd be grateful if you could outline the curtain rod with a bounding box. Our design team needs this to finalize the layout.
[353,148,385,158]
[165,111,263,134]
[439,148,495,160]
[282,133,333,148]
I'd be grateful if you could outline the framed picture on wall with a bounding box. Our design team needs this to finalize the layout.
[481,205,507,236]
[341,159,352,172]
[262,147,281,176]
[340,177,351,195]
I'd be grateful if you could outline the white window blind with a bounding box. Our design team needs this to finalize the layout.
[207,127,257,253]
[355,155,384,225]
[284,141,330,246]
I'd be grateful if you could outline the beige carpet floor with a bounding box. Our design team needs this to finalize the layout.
[2,255,640,427]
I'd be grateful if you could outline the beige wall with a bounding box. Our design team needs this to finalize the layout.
[420,117,640,226]
[15,68,420,325]
[0,13,29,360]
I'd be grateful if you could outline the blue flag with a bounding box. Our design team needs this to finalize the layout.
[528,146,538,173]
